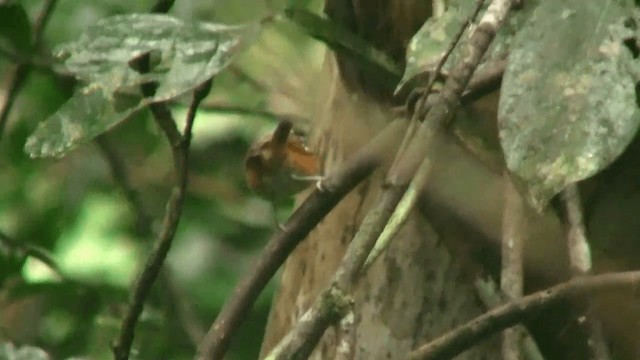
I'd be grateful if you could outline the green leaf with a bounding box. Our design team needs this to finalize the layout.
[396,0,538,98]
[498,0,640,210]
[24,87,144,158]
[0,3,32,52]
[396,3,471,95]
[25,14,259,158]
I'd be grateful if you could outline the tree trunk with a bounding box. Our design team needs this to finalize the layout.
[257,0,640,358]
[259,52,499,359]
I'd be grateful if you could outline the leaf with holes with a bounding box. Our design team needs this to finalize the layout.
[25,14,258,158]
[498,0,640,211]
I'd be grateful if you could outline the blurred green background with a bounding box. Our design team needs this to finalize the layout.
[0,0,324,359]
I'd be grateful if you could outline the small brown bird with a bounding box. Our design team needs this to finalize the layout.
[244,120,321,204]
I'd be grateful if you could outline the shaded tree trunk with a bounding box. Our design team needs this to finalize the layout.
[258,1,640,359]
[258,1,501,355]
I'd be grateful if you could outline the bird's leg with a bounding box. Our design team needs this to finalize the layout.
[269,201,287,232]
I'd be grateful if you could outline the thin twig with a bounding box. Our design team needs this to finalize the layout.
[405,0,487,115]
[0,229,66,280]
[363,0,486,268]
[408,271,640,360]
[112,79,210,360]
[264,287,352,360]
[97,122,206,349]
[501,176,526,360]
[460,58,506,103]
[195,119,407,360]
[560,185,611,360]
[475,278,545,360]
[111,2,180,356]
[0,0,58,140]
[263,188,404,360]
[561,185,592,276]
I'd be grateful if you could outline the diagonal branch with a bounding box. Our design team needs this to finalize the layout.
[196,118,408,360]
[195,55,509,359]
[112,80,211,360]
[363,0,487,269]
[409,271,640,360]
[0,229,66,280]
[560,185,611,360]
[500,176,526,360]
[474,278,545,360]
[111,4,208,359]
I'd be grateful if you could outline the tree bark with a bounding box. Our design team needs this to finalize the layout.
[259,49,499,358]
[258,1,640,359]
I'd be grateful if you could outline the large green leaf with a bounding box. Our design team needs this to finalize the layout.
[498,0,640,210]
[25,14,258,158]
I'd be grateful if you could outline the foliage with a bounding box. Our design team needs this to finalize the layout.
[0,1,323,359]
[2,0,640,358]
[499,0,640,210]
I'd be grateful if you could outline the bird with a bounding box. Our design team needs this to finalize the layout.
[244,120,321,225]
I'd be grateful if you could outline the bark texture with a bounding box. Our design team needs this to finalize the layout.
[258,1,640,359]
[259,50,499,358]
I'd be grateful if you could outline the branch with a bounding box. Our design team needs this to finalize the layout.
[112,79,210,360]
[474,278,545,360]
[560,185,611,360]
[0,229,66,280]
[262,187,404,360]
[561,185,592,276]
[110,3,208,358]
[403,0,487,114]
[98,111,206,349]
[363,0,487,269]
[460,58,506,104]
[501,176,526,360]
[264,288,352,360]
[409,271,640,360]
[0,0,58,140]
[195,119,407,360]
